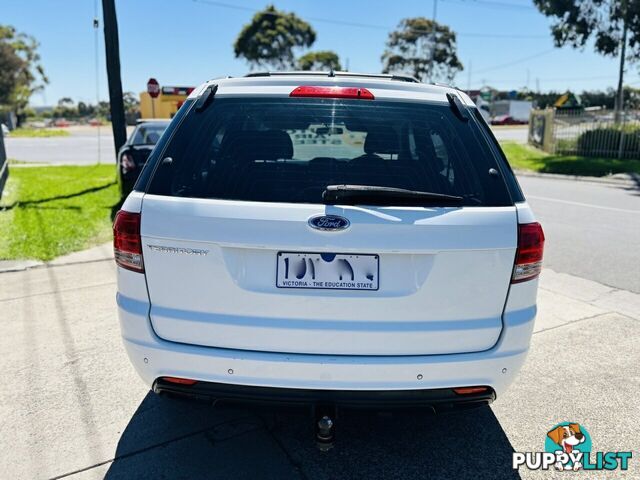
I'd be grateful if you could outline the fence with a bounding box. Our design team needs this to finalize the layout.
[529,108,640,160]
[0,127,7,198]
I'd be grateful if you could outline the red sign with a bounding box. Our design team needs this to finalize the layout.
[147,78,160,98]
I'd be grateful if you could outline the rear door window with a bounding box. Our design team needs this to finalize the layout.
[148,98,514,206]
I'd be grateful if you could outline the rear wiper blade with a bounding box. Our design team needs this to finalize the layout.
[322,185,463,206]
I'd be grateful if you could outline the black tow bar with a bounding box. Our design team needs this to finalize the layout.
[314,405,336,451]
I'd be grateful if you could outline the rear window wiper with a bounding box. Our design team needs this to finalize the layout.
[322,185,464,207]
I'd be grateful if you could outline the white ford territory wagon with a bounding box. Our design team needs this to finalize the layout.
[114,72,544,417]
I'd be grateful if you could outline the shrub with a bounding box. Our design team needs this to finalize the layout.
[575,127,640,159]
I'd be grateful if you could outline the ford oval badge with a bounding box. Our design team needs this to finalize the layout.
[308,215,350,231]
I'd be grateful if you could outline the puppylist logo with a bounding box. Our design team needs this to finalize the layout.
[512,422,632,472]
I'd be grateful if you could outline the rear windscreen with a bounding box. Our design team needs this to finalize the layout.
[147,98,514,206]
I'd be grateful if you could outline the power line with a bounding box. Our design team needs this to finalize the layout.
[441,0,536,11]
[474,48,556,74]
[192,0,547,39]
[460,32,546,38]
[481,75,639,85]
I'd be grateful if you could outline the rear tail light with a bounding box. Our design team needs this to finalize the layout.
[453,386,489,395]
[512,222,545,283]
[113,210,144,272]
[120,152,136,174]
[162,377,198,385]
[290,86,374,100]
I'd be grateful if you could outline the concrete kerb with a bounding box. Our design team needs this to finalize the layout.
[0,242,113,273]
[513,169,639,188]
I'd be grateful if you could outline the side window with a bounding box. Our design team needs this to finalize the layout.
[471,109,525,203]
[133,99,193,192]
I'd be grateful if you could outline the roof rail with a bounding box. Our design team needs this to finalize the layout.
[244,71,420,83]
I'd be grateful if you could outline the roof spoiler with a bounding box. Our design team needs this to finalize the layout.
[195,84,218,112]
[244,71,420,83]
[446,93,470,122]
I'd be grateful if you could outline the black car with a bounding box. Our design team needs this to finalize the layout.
[117,120,169,197]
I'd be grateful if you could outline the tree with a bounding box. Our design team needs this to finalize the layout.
[0,25,48,125]
[57,97,74,108]
[533,0,639,120]
[297,51,342,71]
[234,5,316,70]
[381,18,463,83]
[77,101,95,117]
[122,91,139,115]
[0,42,23,105]
[96,101,110,119]
[53,97,77,118]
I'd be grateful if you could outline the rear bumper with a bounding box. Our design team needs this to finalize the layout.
[117,268,538,400]
[153,378,495,410]
[123,334,529,399]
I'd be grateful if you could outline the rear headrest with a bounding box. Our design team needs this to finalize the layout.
[146,132,160,144]
[221,130,293,160]
[364,129,400,155]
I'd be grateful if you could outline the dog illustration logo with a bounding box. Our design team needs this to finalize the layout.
[513,422,632,471]
[546,423,587,470]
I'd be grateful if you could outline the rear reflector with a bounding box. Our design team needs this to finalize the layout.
[113,210,144,273]
[453,387,489,395]
[512,222,545,283]
[162,377,198,385]
[290,86,374,100]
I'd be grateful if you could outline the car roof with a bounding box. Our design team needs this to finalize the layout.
[187,71,475,106]
[135,119,171,125]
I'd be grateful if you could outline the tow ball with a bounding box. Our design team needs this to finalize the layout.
[314,405,336,451]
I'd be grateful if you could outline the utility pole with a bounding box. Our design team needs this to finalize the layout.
[615,0,628,124]
[102,0,127,156]
[93,0,101,164]
[467,60,472,92]
[429,0,438,83]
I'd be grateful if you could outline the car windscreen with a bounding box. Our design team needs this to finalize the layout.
[147,98,514,206]
[131,124,167,145]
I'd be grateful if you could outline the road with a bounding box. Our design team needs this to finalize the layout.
[4,126,529,165]
[518,175,640,293]
[3,126,132,165]
[492,125,528,144]
[5,126,637,292]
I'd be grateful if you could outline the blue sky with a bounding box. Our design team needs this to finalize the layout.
[3,0,638,106]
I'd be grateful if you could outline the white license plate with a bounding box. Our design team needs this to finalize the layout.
[276,252,379,290]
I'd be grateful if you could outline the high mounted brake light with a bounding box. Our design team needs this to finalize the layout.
[290,86,374,100]
[512,222,545,283]
[113,210,144,273]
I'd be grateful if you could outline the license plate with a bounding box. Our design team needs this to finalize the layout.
[276,252,379,290]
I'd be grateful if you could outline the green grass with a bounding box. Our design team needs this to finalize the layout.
[500,142,640,177]
[8,128,70,138]
[0,165,119,261]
